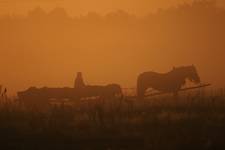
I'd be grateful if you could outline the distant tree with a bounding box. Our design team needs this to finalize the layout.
[48,7,69,20]
[28,7,47,20]
[105,9,133,21]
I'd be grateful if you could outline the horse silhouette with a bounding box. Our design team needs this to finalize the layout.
[137,65,201,99]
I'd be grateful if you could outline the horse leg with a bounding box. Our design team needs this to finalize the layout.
[137,86,147,100]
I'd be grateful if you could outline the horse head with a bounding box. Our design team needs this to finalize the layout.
[186,65,201,84]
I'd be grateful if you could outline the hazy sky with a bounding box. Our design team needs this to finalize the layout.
[0,0,224,16]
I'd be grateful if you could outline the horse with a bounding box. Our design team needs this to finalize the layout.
[137,65,201,99]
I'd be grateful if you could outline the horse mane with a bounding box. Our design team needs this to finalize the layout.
[169,65,197,77]
[140,65,196,76]
[170,65,195,72]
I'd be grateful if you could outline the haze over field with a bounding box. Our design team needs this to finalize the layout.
[1,0,225,16]
[0,0,225,95]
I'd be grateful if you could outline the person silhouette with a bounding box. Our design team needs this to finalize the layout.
[74,72,85,89]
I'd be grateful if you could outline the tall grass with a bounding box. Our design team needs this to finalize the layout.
[0,89,225,149]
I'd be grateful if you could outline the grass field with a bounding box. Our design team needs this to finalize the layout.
[0,89,225,150]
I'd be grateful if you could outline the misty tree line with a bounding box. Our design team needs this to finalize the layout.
[0,1,223,21]
[0,0,224,60]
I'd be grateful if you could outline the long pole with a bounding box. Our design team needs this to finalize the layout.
[145,84,211,97]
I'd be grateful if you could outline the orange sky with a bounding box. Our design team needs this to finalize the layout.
[0,0,223,16]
